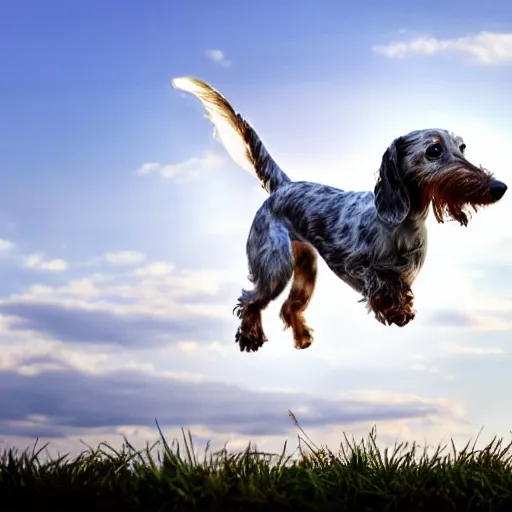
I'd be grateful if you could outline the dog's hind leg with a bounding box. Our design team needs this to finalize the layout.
[280,241,317,349]
[234,203,293,353]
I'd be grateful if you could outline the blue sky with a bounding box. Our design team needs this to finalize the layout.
[1,0,512,455]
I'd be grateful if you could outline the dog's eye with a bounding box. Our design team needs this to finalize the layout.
[425,143,443,159]
[459,143,466,153]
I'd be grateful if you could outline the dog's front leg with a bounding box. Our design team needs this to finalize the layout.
[362,271,416,327]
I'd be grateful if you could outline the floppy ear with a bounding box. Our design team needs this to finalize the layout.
[374,137,410,226]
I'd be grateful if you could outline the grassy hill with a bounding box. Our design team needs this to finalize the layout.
[1,415,511,511]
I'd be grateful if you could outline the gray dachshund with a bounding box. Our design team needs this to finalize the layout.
[173,77,507,353]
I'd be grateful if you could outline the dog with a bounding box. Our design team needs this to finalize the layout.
[172,77,507,353]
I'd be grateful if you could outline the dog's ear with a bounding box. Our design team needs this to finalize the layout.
[374,137,410,226]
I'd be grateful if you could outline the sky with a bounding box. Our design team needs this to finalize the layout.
[1,0,512,458]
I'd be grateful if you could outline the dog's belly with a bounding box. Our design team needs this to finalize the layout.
[313,248,366,294]
[317,244,426,296]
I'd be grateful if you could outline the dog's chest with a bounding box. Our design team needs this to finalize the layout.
[383,222,428,283]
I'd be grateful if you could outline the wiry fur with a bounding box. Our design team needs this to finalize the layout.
[172,77,508,353]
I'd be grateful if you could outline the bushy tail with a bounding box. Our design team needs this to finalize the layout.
[172,77,291,194]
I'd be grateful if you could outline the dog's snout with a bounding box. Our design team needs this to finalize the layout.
[489,180,508,201]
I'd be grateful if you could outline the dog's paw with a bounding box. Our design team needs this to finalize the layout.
[367,287,416,327]
[235,327,267,353]
[386,309,416,327]
[294,326,314,350]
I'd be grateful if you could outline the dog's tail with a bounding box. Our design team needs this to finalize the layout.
[172,77,291,194]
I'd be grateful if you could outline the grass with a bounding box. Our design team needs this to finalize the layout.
[1,412,512,511]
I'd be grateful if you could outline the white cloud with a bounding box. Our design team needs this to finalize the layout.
[0,239,14,254]
[102,251,146,266]
[412,363,441,374]
[134,261,175,278]
[373,32,512,65]
[137,152,226,181]
[136,163,160,175]
[131,261,232,300]
[23,252,68,272]
[445,345,504,356]
[6,256,238,320]
[205,49,231,67]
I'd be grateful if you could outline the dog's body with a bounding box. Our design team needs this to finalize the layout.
[172,77,507,353]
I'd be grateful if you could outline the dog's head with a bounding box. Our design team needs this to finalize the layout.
[374,129,507,227]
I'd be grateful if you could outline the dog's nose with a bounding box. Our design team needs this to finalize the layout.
[489,180,508,201]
